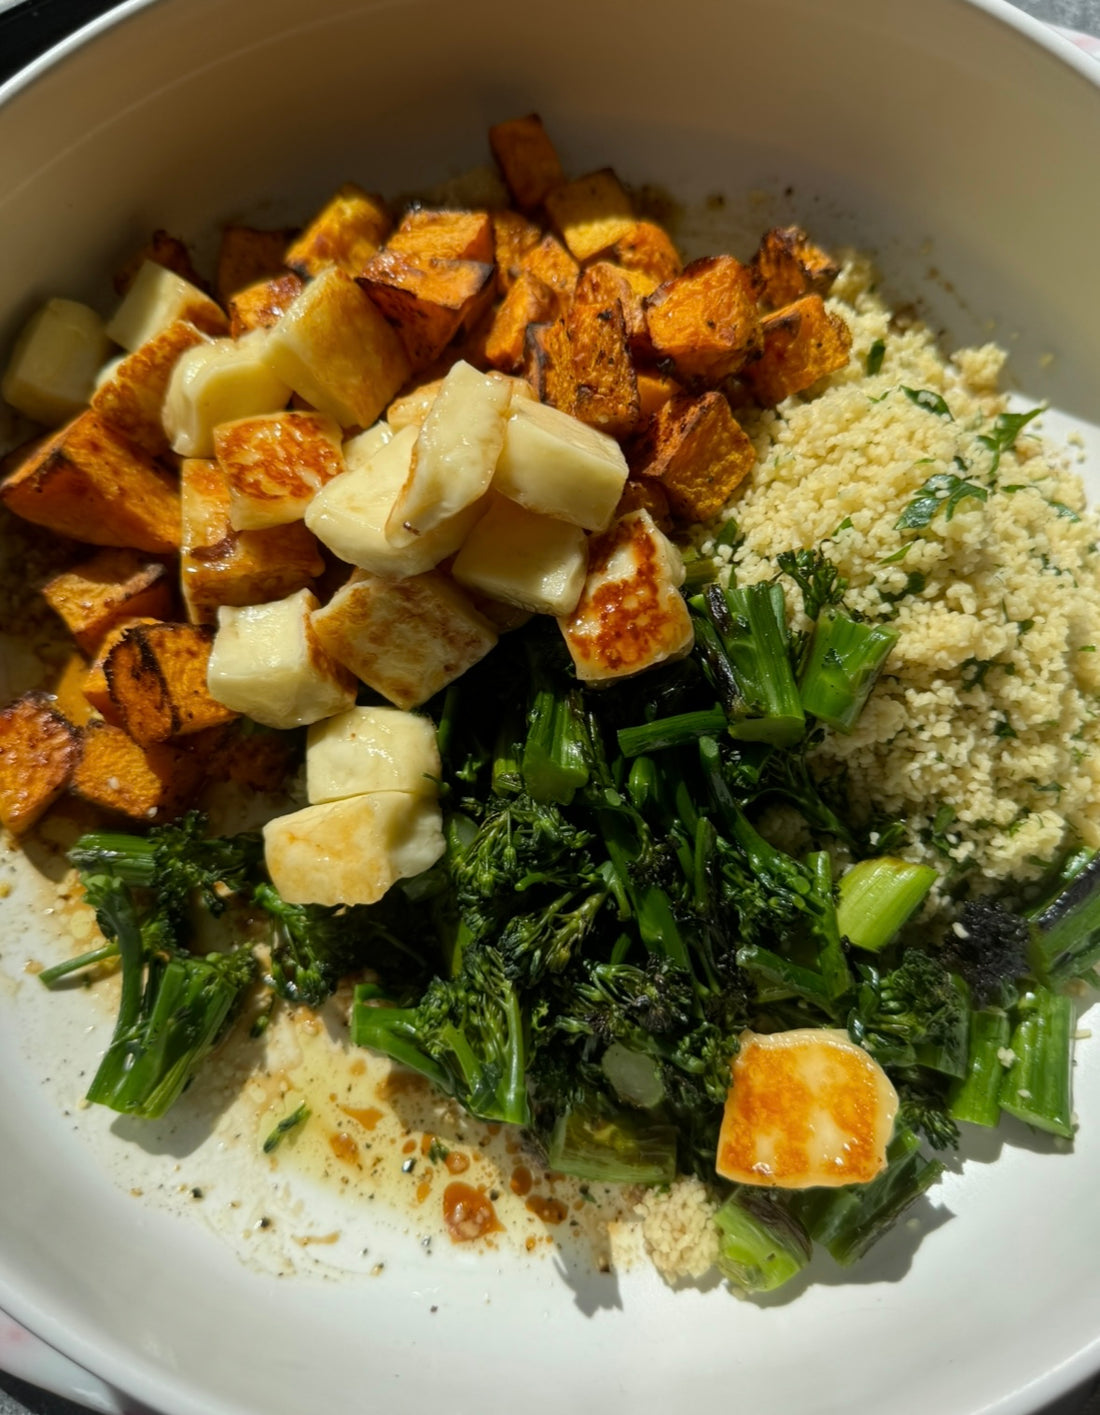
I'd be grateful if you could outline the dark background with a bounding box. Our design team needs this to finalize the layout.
[0,0,1098,1412]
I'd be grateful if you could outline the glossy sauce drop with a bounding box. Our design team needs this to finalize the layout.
[329,1131,359,1164]
[509,1165,533,1196]
[442,1182,503,1243]
[525,1194,567,1225]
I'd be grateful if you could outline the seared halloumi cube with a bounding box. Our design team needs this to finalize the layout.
[206,589,356,729]
[493,396,628,532]
[106,260,227,350]
[263,791,444,906]
[452,496,588,616]
[311,569,497,709]
[214,410,345,529]
[306,425,484,578]
[716,1029,899,1189]
[387,360,512,540]
[91,318,207,457]
[559,509,693,683]
[266,265,410,430]
[180,458,324,624]
[2,299,112,426]
[306,706,440,803]
[345,420,392,461]
[162,331,290,458]
[385,378,445,433]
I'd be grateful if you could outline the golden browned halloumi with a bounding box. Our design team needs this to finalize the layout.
[558,509,693,683]
[451,495,589,617]
[106,260,226,350]
[716,1029,898,1188]
[488,114,565,213]
[644,255,762,383]
[0,410,181,554]
[743,295,852,406]
[214,410,345,530]
[311,569,498,710]
[493,396,628,531]
[91,318,208,457]
[544,169,635,262]
[0,691,82,834]
[42,548,174,654]
[1,298,112,426]
[306,706,442,804]
[284,183,392,279]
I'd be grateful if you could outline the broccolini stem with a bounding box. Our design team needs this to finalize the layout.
[38,941,119,987]
[547,1093,678,1184]
[835,857,938,953]
[713,1189,813,1294]
[805,851,852,1001]
[694,582,805,747]
[798,612,899,732]
[616,707,729,759]
[999,988,1076,1139]
[1027,851,1100,986]
[68,832,158,887]
[949,1009,1012,1127]
[736,943,836,1008]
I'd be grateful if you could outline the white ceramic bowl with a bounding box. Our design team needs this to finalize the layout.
[1,3,1099,1414]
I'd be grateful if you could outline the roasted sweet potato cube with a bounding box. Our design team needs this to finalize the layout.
[575,261,658,345]
[750,227,840,309]
[488,114,565,212]
[522,318,577,414]
[545,170,635,262]
[84,616,162,721]
[0,691,81,834]
[636,369,682,417]
[632,390,755,521]
[519,234,579,304]
[614,476,672,532]
[484,271,557,372]
[228,272,305,338]
[285,183,392,278]
[216,225,296,303]
[180,458,324,624]
[744,295,852,406]
[72,718,204,822]
[644,256,762,383]
[50,651,94,727]
[114,230,206,296]
[0,411,181,554]
[91,318,207,457]
[491,210,543,291]
[104,621,237,745]
[357,252,495,371]
[610,221,683,283]
[567,300,640,438]
[42,548,174,654]
[387,209,494,265]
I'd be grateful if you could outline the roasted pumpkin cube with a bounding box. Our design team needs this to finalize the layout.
[544,169,635,262]
[636,368,682,417]
[104,621,238,745]
[216,225,297,303]
[491,210,543,291]
[358,252,495,371]
[387,209,494,265]
[228,272,305,338]
[750,227,840,309]
[311,569,498,710]
[488,114,565,212]
[214,410,345,530]
[522,318,577,414]
[0,410,181,553]
[90,318,207,457]
[644,255,762,383]
[632,391,755,522]
[83,616,162,721]
[0,691,82,834]
[743,295,852,405]
[567,299,640,438]
[614,476,672,532]
[180,457,324,624]
[72,718,204,822]
[285,183,392,278]
[484,271,557,373]
[574,261,658,346]
[114,230,206,297]
[267,265,410,429]
[610,220,683,283]
[42,548,174,654]
[50,651,95,727]
[519,234,579,304]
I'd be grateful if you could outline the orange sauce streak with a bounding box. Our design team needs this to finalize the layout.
[340,1105,382,1131]
[442,1182,504,1243]
[329,1131,359,1164]
[525,1195,567,1225]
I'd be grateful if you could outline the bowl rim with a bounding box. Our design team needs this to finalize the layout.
[0,3,1099,1414]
